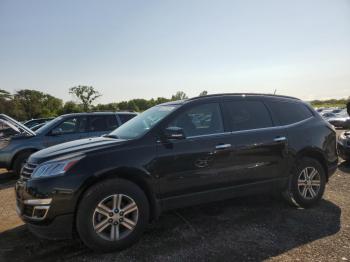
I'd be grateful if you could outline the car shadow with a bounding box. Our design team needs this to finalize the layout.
[338,160,350,174]
[0,170,17,189]
[0,195,341,262]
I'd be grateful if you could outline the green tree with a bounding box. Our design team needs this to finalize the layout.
[126,100,140,112]
[0,89,12,100]
[13,89,63,120]
[69,86,101,112]
[199,90,208,96]
[171,91,188,101]
[94,103,119,112]
[130,99,150,111]
[0,89,13,117]
[59,101,83,114]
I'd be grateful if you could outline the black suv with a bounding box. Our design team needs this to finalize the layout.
[15,94,338,252]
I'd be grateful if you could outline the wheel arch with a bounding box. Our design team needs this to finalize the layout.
[10,148,39,169]
[75,168,161,225]
[296,148,329,181]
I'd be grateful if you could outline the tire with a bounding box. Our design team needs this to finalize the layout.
[13,151,32,177]
[76,178,150,252]
[283,157,326,208]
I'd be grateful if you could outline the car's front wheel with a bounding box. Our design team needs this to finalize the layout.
[76,178,149,252]
[283,157,326,208]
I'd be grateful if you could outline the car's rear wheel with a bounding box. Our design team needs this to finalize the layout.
[76,178,149,252]
[283,157,326,208]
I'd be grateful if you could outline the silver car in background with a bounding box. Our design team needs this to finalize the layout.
[0,112,137,175]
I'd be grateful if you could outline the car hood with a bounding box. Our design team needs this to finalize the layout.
[30,136,128,164]
[0,114,36,137]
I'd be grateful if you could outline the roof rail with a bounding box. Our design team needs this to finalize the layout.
[187,93,300,101]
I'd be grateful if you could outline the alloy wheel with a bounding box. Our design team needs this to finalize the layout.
[297,167,321,200]
[92,194,139,241]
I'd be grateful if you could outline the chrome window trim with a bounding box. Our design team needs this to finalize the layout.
[186,117,313,139]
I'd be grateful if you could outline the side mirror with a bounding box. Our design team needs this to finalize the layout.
[50,128,63,136]
[164,127,186,140]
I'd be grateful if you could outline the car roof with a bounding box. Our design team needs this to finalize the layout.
[159,93,300,106]
[60,112,137,118]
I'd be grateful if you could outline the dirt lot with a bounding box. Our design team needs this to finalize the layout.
[0,131,349,262]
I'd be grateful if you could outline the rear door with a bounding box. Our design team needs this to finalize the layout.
[219,98,289,189]
[87,115,119,138]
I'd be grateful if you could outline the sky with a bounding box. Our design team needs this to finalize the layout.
[0,0,349,104]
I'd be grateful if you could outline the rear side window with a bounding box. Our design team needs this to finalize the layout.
[267,101,313,125]
[88,115,118,132]
[118,114,136,124]
[223,100,273,131]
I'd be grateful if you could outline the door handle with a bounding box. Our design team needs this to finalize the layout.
[215,144,232,150]
[273,136,287,142]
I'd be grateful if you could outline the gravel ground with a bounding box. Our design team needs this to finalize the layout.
[0,130,349,262]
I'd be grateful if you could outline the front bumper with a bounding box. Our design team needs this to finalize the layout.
[27,214,74,240]
[14,176,80,240]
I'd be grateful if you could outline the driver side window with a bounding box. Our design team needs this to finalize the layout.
[167,103,224,137]
[52,117,87,135]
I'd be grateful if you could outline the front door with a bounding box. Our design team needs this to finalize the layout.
[44,116,88,147]
[155,102,232,199]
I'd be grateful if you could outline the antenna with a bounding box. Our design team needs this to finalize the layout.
[273,89,277,95]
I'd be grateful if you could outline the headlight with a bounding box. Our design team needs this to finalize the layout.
[32,155,85,179]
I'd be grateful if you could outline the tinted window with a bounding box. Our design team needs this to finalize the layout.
[223,100,273,131]
[267,101,313,125]
[118,114,136,124]
[168,103,224,137]
[89,115,118,132]
[52,117,87,134]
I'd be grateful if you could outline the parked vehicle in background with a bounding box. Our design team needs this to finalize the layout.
[315,108,324,113]
[15,94,338,252]
[30,122,50,131]
[331,108,344,114]
[320,112,337,120]
[338,131,350,161]
[23,118,54,129]
[0,112,137,175]
[327,113,350,129]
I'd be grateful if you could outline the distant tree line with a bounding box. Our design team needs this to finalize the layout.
[0,87,207,121]
[310,98,349,109]
[2,86,347,121]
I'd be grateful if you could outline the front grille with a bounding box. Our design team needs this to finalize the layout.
[21,163,38,180]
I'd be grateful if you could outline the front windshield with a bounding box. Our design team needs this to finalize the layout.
[109,105,178,139]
